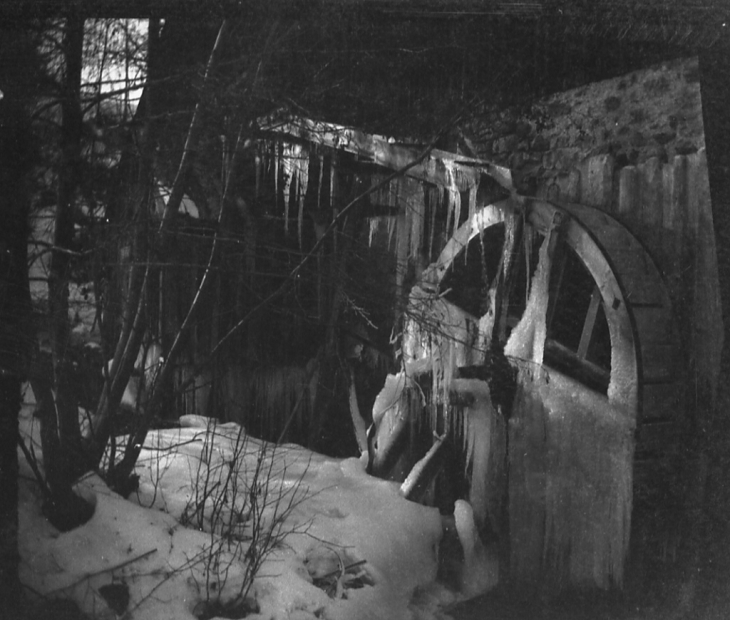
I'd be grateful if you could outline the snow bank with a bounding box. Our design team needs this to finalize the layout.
[21,473,216,620]
[19,411,445,620]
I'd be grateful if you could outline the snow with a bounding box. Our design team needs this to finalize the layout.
[18,399,456,620]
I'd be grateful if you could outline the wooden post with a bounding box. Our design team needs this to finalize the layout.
[580,154,614,210]
[617,165,637,219]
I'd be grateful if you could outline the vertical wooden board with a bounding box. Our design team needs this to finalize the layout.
[686,149,710,240]
[617,165,637,217]
[640,341,679,383]
[577,156,591,205]
[659,156,688,285]
[580,154,614,209]
[634,420,680,454]
[688,148,723,396]
[638,157,663,227]
[664,155,687,233]
[641,382,681,421]
[632,306,674,346]
[553,170,581,203]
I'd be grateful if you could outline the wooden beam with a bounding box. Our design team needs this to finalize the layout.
[3,0,726,39]
[261,115,514,193]
[0,0,186,19]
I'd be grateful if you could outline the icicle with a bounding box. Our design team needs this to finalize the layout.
[502,212,518,280]
[317,152,324,211]
[403,185,412,243]
[297,148,309,249]
[297,185,304,247]
[254,151,261,199]
[454,192,458,239]
[282,144,301,235]
[330,153,337,254]
[429,188,437,262]
[509,362,633,589]
[409,185,425,261]
[403,190,414,262]
[454,499,499,596]
[452,188,461,239]
[444,187,453,240]
[468,183,477,225]
[299,150,309,195]
[495,213,520,342]
[431,346,441,431]
[274,142,280,212]
[504,231,552,365]
[369,217,378,247]
[445,334,456,405]
[394,211,409,309]
[369,373,414,478]
[283,166,293,235]
[444,160,462,238]
[387,214,396,250]
[329,152,336,210]
[463,384,492,528]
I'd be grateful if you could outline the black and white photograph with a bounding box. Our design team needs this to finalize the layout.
[1,1,730,618]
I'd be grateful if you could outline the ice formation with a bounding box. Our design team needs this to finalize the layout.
[453,499,499,597]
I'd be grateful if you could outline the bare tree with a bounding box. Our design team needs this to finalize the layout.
[23,6,471,503]
[0,22,39,616]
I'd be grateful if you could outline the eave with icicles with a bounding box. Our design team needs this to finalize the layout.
[255,113,520,293]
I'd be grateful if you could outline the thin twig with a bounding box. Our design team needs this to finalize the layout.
[161,19,229,228]
[132,435,207,454]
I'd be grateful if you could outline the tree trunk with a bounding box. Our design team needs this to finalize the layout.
[99,20,232,492]
[43,14,85,500]
[0,378,22,617]
[0,66,33,617]
[84,18,165,470]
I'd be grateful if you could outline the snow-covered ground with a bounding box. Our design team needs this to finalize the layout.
[18,394,463,620]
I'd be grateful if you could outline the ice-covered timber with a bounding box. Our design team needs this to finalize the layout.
[394,197,684,590]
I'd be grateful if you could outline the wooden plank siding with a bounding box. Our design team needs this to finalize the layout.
[541,148,721,448]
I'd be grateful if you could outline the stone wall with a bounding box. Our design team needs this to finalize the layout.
[467,56,704,196]
[465,56,722,430]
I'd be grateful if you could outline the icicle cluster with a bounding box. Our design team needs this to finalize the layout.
[449,378,506,534]
[262,139,337,248]
[403,286,481,414]
[443,161,462,241]
[504,229,551,364]
[263,134,487,289]
[508,363,633,589]
[279,143,309,246]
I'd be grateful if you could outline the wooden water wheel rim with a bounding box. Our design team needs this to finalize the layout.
[422,197,640,421]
